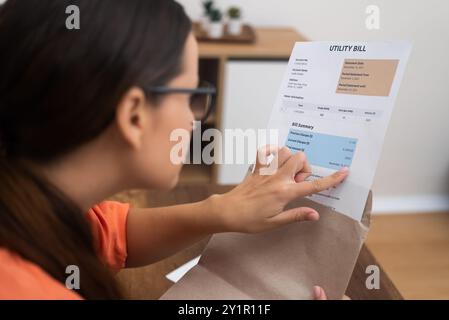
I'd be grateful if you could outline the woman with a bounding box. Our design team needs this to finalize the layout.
[0,0,348,299]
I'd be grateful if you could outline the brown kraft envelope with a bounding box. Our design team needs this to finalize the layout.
[161,191,372,300]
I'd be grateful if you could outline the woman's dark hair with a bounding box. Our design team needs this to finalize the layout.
[0,0,191,299]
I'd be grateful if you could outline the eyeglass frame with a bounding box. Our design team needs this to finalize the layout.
[143,80,217,122]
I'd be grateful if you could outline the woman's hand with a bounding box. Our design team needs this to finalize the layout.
[210,146,349,234]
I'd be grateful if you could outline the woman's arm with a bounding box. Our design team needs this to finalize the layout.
[125,147,349,268]
[125,197,225,267]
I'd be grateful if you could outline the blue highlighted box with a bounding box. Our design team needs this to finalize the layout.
[285,129,357,170]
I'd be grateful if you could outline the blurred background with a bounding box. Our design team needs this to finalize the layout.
[1,0,448,299]
[177,0,449,213]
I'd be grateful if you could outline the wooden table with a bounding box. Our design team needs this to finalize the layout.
[114,185,402,300]
[198,27,307,60]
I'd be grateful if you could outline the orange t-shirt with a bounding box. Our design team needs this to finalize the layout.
[0,201,130,300]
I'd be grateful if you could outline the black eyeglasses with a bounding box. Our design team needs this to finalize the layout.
[144,80,217,122]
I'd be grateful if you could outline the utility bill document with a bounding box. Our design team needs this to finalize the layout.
[268,41,411,221]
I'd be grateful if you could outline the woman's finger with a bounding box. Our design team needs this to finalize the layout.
[295,156,312,182]
[268,206,319,226]
[292,167,349,198]
[313,286,327,300]
[254,146,293,176]
[277,146,293,168]
[314,286,351,300]
[279,151,308,177]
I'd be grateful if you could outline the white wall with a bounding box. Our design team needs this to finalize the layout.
[179,0,449,212]
[218,61,288,185]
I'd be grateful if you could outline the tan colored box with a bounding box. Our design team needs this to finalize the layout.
[336,59,398,97]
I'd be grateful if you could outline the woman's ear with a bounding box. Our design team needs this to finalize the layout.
[115,87,150,150]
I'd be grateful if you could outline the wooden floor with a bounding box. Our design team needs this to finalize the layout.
[366,212,449,300]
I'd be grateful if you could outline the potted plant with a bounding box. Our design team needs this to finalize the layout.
[200,0,214,32]
[227,6,242,35]
[208,9,223,39]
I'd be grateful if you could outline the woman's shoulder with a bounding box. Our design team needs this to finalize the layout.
[0,248,82,300]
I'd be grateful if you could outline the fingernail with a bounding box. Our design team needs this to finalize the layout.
[313,286,322,299]
[306,211,319,221]
[338,167,349,174]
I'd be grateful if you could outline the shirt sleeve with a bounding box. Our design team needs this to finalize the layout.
[86,201,130,273]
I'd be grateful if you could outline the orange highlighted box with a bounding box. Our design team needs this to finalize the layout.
[336,59,399,97]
